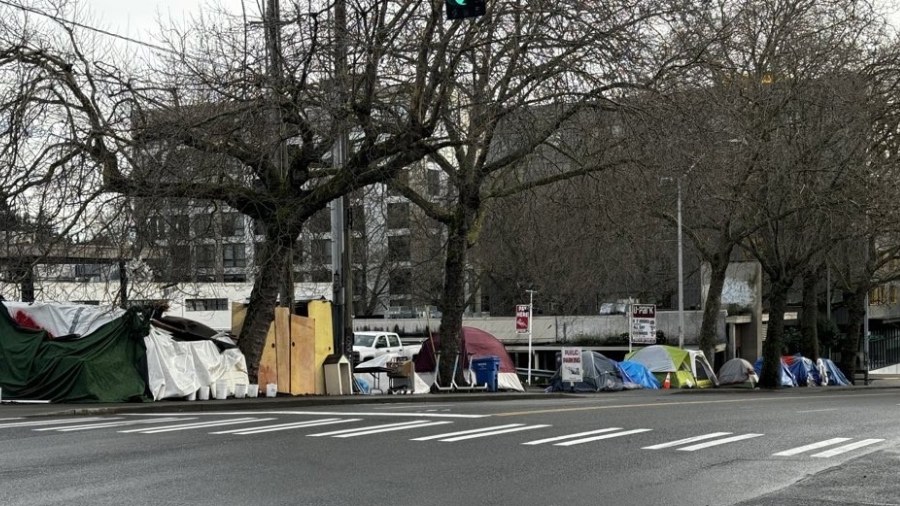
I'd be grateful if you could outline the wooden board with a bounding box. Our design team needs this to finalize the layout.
[257,319,278,390]
[274,307,292,393]
[291,316,316,395]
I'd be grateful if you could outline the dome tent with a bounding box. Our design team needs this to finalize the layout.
[547,351,624,392]
[625,345,718,388]
[717,357,758,387]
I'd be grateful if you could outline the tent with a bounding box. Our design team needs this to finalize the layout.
[820,358,850,386]
[785,355,825,386]
[717,358,758,387]
[625,345,718,388]
[414,327,524,392]
[753,358,797,387]
[547,351,624,392]
[618,360,660,389]
[0,303,149,402]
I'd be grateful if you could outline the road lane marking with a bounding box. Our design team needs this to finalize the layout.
[524,427,624,446]
[334,421,453,438]
[795,409,839,414]
[141,410,487,419]
[438,424,551,442]
[120,417,272,434]
[642,432,733,450]
[214,418,362,435]
[0,417,110,429]
[811,439,885,458]
[677,433,763,451]
[34,417,194,432]
[307,420,433,437]
[412,424,525,441]
[554,428,652,447]
[772,437,853,456]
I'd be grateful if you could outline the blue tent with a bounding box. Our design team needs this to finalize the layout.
[788,356,823,386]
[820,358,851,386]
[617,360,661,389]
[754,358,797,387]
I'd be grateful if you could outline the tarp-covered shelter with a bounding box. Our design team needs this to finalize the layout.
[0,303,149,402]
[415,327,524,391]
[717,358,758,387]
[625,345,718,388]
[618,360,660,389]
[547,351,624,392]
[753,358,797,387]
[784,355,825,386]
[821,358,850,386]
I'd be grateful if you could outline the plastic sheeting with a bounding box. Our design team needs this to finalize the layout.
[820,358,850,386]
[754,358,797,387]
[144,325,249,400]
[3,302,124,338]
[618,360,661,389]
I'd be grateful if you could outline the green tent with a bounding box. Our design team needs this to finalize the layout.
[0,304,150,402]
[625,345,718,388]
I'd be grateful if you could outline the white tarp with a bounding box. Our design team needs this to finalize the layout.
[354,354,431,394]
[3,302,124,337]
[144,325,249,400]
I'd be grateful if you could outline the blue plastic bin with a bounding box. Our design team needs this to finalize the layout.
[472,356,500,392]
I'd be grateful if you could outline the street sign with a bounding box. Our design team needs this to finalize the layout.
[561,347,583,383]
[630,304,657,344]
[515,304,530,334]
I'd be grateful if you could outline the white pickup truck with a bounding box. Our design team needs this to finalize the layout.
[352,331,406,363]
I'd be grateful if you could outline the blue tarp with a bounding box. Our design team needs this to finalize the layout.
[754,358,797,387]
[788,356,823,386]
[821,358,851,386]
[618,360,661,389]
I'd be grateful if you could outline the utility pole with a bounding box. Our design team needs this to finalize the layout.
[526,289,536,385]
[677,177,684,348]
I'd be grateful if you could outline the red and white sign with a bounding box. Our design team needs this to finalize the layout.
[630,304,657,344]
[515,304,530,334]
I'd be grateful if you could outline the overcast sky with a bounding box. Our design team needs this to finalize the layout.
[82,0,251,38]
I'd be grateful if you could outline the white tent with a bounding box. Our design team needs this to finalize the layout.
[717,358,758,386]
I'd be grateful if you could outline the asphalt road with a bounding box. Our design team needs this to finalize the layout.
[1,389,898,506]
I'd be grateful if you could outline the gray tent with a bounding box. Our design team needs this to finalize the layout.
[717,358,758,387]
[547,351,623,392]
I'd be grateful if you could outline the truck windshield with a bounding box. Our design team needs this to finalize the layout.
[354,335,375,347]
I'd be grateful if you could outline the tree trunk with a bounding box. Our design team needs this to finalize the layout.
[840,286,866,383]
[800,269,820,360]
[759,281,790,389]
[699,252,731,366]
[238,230,292,383]
[436,214,471,386]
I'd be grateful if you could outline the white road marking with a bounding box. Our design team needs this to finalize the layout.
[642,432,733,450]
[333,421,452,438]
[554,428,653,447]
[677,433,764,451]
[772,437,853,456]
[308,420,433,437]
[0,417,109,429]
[412,424,525,441]
[524,427,624,446]
[213,418,361,435]
[140,410,487,419]
[795,409,839,414]
[34,417,194,432]
[439,424,551,442]
[0,418,22,422]
[120,417,272,434]
[811,439,885,458]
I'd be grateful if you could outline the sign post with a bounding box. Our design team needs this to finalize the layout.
[516,302,532,384]
[630,304,657,351]
[561,347,583,390]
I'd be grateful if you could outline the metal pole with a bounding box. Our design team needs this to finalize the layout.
[677,177,684,348]
[526,289,535,385]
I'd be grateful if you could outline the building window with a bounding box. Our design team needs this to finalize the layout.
[387,171,409,196]
[196,245,216,269]
[426,170,441,196]
[171,214,190,238]
[222,243,247,268]
[71,300,100,306]
[192,214,213,238]
[308,210,331,234]
[350,205,365,232]
[311,268,332,283]
[387,202,410,229]
[223,273,246,282]
[185,298,229,311]
[388,235,410,262]
[221,212,243,237]
[390,268,411,295]
[74,264,103,279]
[146,216,165,239]
[311,239,332,265]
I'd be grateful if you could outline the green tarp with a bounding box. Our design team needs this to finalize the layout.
[0,304,150,403]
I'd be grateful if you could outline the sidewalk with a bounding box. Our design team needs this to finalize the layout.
[3,377,899,419]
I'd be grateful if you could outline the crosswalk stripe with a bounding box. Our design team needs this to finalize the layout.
[642,432,733,450]
[772,437,853,456]
[34,417,194,432]
[811,439,885,458]
[412,424,526,442]
[333,421,452,438]
[677,433,763,451]
[308,420,432,437]
[554,428,652,447]
[0,417,109,429]
[523,427,624,446]
[439,424,551,442]
[119,417,272,434]
[214,418,361,435]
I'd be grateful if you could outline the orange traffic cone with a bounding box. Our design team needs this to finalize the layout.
[663,372,671,389]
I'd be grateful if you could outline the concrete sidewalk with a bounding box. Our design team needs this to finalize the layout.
[2,377,899,419]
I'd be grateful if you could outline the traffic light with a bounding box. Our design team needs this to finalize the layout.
[445,0,485,20]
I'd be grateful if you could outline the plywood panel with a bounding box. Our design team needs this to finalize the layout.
[274,307,292,393]
[257,321,278,390]
[231,302,247,339]
[291,316,316,395]
[306,300,334,395]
